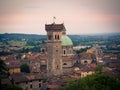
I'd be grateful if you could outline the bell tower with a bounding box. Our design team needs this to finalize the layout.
[45,23,63,76]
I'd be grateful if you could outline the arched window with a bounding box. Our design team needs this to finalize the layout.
[84,60,88,64]
[63,63,67,65]
[55,34,59,40]
[55,35,57,39]
[63,50,66,54]
[57,35,59,40]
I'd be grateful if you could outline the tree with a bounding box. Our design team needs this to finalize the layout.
[2,85,23,90]
[75,48,87,54]
[20,64,30,73]
[0,59,9,89]
[0,59,9,78]
[95,65,103,74]
[60,73,120,90]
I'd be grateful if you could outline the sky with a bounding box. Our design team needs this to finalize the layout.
[0,0,120,35]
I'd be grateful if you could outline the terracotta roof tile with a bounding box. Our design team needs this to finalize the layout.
[11,73,28,83]
[62,56,73,61]
[1,78,11,85]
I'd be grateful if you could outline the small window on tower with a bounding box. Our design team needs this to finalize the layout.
[56,50,58,52]
[55,35,57,39]
[58,35,59,40]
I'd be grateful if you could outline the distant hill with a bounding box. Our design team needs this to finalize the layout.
[0,33,47,41]
[0,33,120,46]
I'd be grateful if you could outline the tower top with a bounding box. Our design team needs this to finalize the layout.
[45,23,64,31]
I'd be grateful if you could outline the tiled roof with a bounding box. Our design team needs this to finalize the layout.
[1,78,11,85]
[7,55,16,61]
[11,73,28,83]
[48,84,59,90]
[7,64,20,68]
[25,73,41,80]
[45,23,64,31]
[81,66,95,72]
[10,73,42,83]
[80,52,93,60]
[29,53,40,60]
[6,60,21,68]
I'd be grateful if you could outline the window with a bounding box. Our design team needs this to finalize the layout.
[57,35,59,40]
[39,83,41,87]
[26,81,28,84]
[39,79,41,82]
[63,63,67,65]
[63,50,66,54]
[30,84,32,88]
[56,65,58,68]
[55,35,57,39]
[84,60,88,64]
[55,35,59,40]
[41,49,45,53]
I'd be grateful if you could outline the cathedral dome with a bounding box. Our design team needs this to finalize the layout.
[62,35,73,46]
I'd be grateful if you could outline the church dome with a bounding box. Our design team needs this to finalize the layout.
[62,35,73,46]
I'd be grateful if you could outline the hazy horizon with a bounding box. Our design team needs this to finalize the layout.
[0,0,120,34]
[1,32,120,36]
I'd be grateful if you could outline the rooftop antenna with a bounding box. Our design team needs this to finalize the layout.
[53,16,56,24]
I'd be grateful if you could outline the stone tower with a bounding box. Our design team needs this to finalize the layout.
[45,23,63,76]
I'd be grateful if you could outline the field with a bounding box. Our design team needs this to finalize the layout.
[8,40,26,47]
